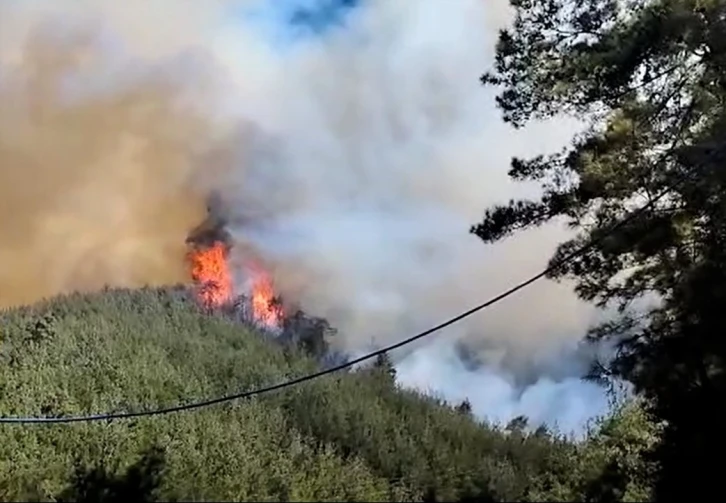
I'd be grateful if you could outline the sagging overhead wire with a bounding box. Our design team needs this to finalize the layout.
[0,128,707,424]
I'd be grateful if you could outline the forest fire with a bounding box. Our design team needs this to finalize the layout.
[186,236,283,329]
[185,192,284,328]
[187,241,233,307]
[247,262,284,329]
[182,194,340,365]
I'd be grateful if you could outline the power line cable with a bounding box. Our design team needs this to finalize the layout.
[0,123,704,424]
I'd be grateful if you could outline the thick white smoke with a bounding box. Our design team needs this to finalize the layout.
[210,0,611,434]
[0,0,611,435]
[395,340,609,435]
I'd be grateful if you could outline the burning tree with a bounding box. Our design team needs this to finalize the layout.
[185,192,283,330]
[185,236,283,330]
[186,241,233,308]
[184,196,340,365]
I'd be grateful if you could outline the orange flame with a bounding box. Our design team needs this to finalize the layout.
[248,264,284,329]
[187,238,283,328]
[187,241,233,307]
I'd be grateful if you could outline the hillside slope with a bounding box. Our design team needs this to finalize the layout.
[0,287,654,501]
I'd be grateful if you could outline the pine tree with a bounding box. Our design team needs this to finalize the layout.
[475,0,726,497]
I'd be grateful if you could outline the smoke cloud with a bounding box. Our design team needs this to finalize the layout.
[0,1,237,307]
[0,0,610,434]
[213,0,611,432]
[214,1,594,359]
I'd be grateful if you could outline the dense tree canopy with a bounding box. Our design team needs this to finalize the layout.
[475,0,726,498]
[0,287,657,501]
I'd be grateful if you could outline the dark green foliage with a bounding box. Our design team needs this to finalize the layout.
[476,0,726,498]
[0,287,649,501]
[281,308,336,360]
[455,399,473,416]
[506,415,529,433]
[58,446,166,503]
[372,352,397,384]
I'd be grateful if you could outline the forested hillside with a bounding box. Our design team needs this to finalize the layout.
[0,288,654,502]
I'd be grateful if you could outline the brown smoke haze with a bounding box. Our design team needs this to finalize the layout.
[0,13,227,308]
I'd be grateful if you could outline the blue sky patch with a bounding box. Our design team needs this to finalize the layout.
[228,0,362,47]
